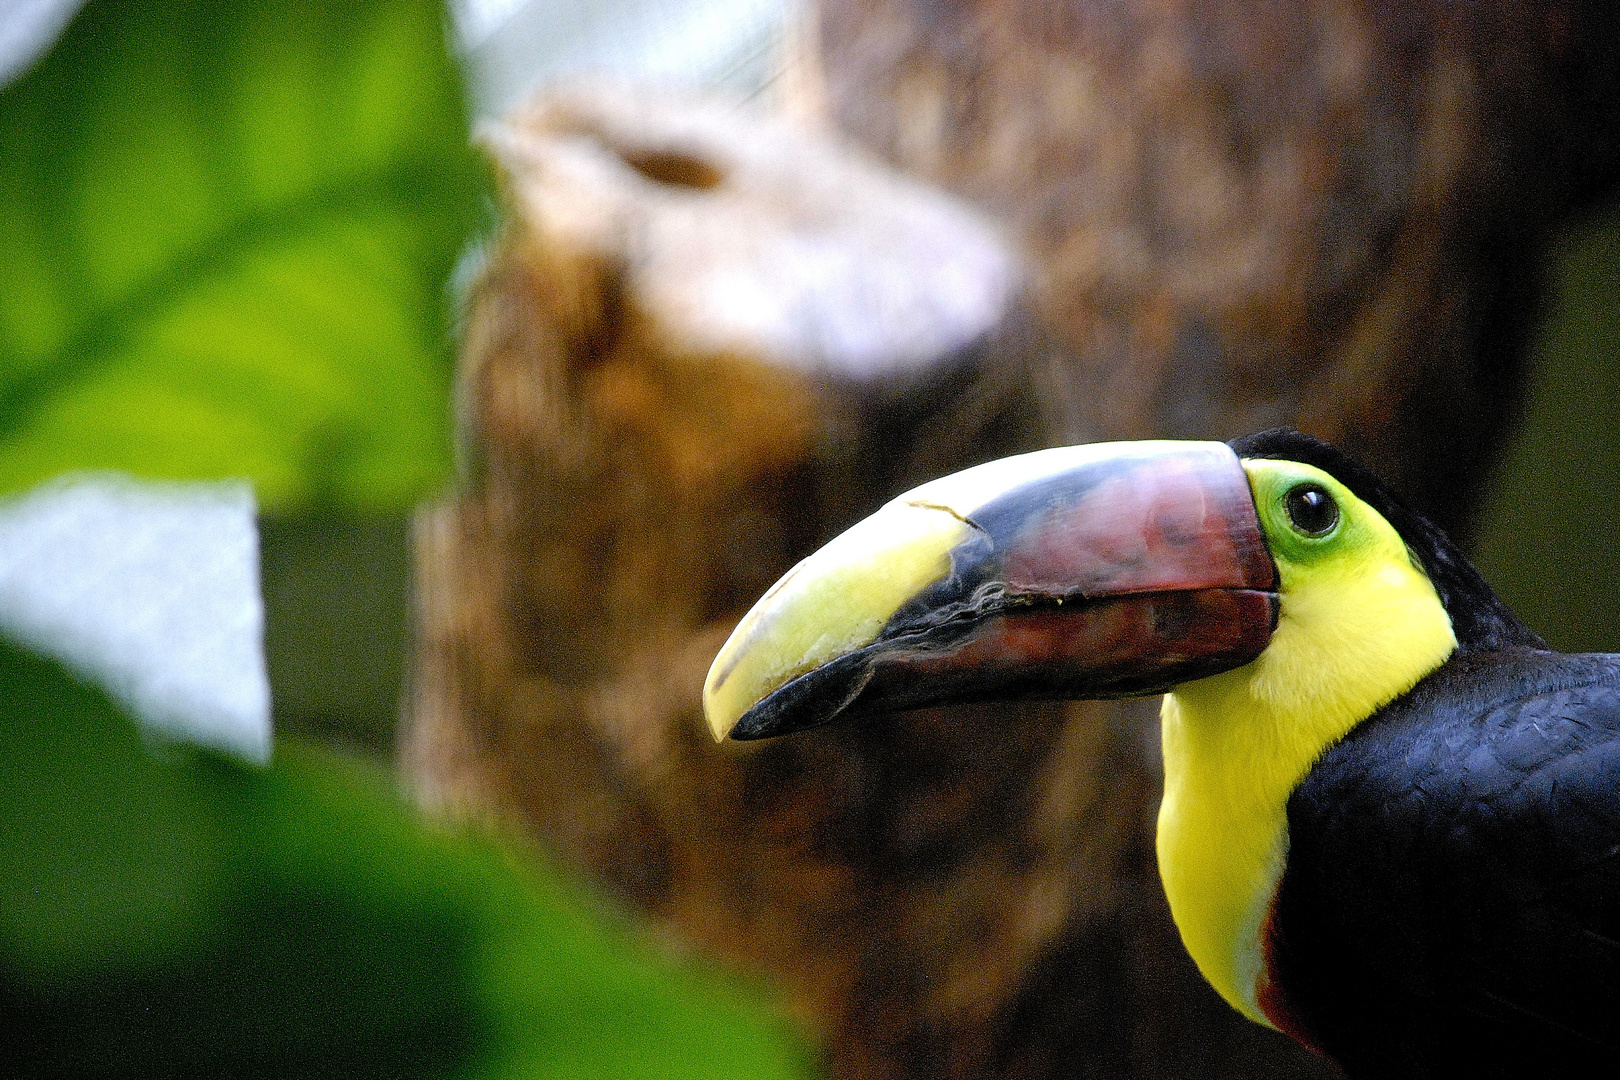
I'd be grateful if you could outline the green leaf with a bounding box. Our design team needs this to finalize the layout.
[0,0,483,511]
[0,637,221,979]
[0,635,812,1079]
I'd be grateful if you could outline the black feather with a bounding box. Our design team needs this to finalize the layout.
[1274,649,1620,1078]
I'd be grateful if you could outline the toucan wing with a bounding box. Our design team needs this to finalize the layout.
[1275,649,1620,1078]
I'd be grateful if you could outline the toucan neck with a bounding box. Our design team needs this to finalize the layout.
[1156,575,1457,1025]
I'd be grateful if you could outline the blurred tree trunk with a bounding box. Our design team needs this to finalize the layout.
[404,4,1620,1078]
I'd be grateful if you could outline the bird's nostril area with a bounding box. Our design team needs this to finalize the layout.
[618,147,725,190]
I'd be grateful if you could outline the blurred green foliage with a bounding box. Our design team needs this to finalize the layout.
[0,2,812,1076]
[0,639,810,1079]
[0,0,481,510]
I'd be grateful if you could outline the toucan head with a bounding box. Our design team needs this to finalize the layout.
[703,429,1538,743]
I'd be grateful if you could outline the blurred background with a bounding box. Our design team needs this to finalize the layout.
[267,0,816,758]
[0,1,821,1076]
[2,0,1618,1077]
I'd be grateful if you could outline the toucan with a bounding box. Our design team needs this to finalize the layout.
[701,429,1620,1078]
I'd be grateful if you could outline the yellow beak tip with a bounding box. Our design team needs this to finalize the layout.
[701,678,739,743]
[704,710,732,743]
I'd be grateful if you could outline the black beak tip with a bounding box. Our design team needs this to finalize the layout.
[726,709,783,741]
[726,655,877,741]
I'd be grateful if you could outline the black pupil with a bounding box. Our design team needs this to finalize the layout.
[1285,484,1338,536]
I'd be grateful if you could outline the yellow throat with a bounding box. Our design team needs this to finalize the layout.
[1155,459,1457,1025]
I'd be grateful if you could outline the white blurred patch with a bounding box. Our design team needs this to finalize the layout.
[0,0,84,88]
[0,475,272,763]
[455,0,793,117]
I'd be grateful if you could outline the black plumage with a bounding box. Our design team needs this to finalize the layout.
[1275,649,1620,1077]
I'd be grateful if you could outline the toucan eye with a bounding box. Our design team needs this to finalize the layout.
[1285,483,1339,537]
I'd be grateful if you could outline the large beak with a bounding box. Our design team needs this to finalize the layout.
[703,440,1278,741]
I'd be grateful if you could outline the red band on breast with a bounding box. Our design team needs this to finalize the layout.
[1257,896,1334,1062]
